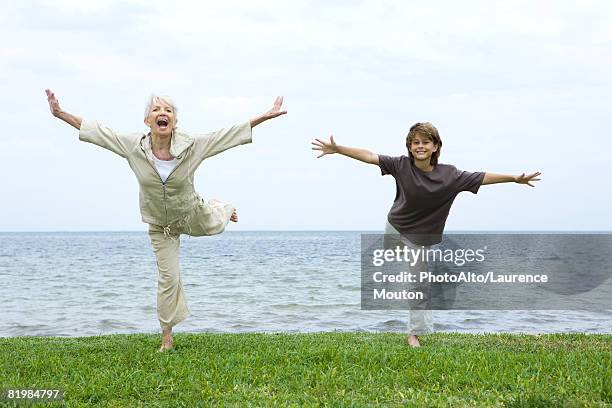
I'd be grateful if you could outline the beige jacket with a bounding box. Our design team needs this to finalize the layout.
[79,120,252,228]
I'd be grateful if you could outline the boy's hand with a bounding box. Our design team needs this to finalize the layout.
[515,172,542,187]
[312,135,339,158]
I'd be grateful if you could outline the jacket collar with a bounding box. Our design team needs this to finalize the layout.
[141,129,194,160]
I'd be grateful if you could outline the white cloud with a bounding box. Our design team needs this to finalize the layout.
[199,96,265,118]
[36,0,143,14]
[2,0,612,231]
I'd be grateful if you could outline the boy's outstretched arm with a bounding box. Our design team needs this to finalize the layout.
[482,172,542,187]
[311,135,380,165]
[45,89,82,130]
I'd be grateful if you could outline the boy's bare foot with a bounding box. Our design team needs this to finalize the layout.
[407,334,421,347]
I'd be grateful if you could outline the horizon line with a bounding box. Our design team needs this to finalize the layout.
[1,229,611,233]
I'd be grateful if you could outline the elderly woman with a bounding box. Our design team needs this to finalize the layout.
[45,89,286,351]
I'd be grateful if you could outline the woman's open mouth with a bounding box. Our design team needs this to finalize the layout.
[156,118,169,130]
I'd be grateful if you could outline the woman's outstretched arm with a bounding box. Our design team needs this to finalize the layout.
[45,89,82,130]
[482,172,542,187]
[311,135,380,165]
[250,96,287,128]
[193,96,287,161]
[47,89,136,158]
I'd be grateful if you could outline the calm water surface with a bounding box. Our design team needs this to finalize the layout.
[1,231,610,337]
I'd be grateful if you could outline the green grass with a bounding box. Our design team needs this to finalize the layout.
[1,332,610,407]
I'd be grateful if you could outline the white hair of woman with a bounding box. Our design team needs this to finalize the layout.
[144,94,178,122]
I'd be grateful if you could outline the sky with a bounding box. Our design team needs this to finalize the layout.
[1,0,611,231]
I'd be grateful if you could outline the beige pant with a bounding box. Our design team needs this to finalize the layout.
[148,199,234,330]
[384,221,434,335]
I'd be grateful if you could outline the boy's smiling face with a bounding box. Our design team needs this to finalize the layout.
[409,136,438,163]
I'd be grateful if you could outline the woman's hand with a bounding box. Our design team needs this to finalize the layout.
[263,96,287,120]
[250,96,287,128]
[44,89,82,130]
[45,89,62,117]
[515,172,542,187]
[311,135,339,158]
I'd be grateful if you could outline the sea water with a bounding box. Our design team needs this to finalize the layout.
[1,231,610,337]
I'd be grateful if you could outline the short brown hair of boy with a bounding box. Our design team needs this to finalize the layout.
[405,122,443,166]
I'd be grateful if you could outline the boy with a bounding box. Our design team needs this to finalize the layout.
[312,122,540,347]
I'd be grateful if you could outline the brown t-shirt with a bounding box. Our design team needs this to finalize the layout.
[378,155,485,245]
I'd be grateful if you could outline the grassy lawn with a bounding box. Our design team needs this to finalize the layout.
[1,332,610,407]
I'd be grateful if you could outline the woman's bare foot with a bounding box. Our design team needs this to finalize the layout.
[208,198,238,222]
[159,328,174,352]
[407,334,421,347]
